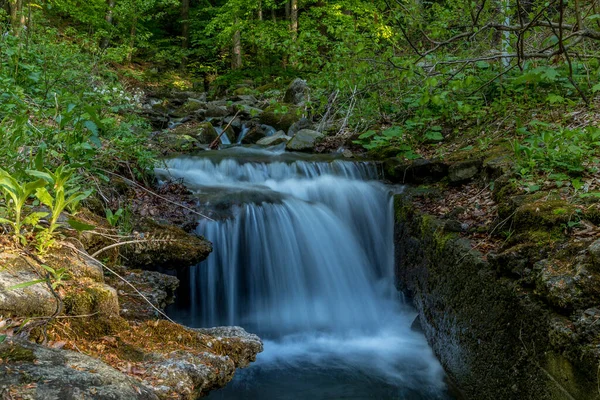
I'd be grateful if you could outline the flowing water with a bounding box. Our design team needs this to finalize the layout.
[156,147,452,400]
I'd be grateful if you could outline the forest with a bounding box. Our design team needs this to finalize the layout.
[0,0,600,399]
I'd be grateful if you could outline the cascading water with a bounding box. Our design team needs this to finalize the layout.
[157,148,453,400]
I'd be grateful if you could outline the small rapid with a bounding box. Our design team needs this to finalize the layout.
[156,148,452,399]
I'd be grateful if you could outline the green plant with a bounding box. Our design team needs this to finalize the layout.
[0,169,48,244]
[7,264,69,291]
[105,208,124,227]
[28,165,92,235]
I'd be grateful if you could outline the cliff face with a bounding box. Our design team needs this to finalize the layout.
[394,191,600,400]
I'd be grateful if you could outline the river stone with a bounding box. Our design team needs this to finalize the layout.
[223,116,243,131]
[239,121,266,144]
[286,129,324,152]
[448,160,481,183]
[288,117,313,137]
[283,78,309,105]
[257,132,291,146]
[205,102,229,118]
[0,338,159,400]
[259,104,302,132]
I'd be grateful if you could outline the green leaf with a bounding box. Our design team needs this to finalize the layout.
[22,212,49,226]
[7,279,47,290]
[425,131,444,142]
[27,170,54,184]
[358,130,376,139]
[35,188,54,208]
[592,83,600,93]
[67,219,95,232]
[0,335,6,343]
[83,120,99,136]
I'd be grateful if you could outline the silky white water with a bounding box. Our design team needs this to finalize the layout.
[157,149,451,399]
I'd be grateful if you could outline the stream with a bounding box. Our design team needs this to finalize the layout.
[156,147,453,400]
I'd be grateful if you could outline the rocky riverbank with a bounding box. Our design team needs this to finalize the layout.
[391,152,600,400]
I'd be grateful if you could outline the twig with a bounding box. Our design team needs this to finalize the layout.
[209,110,241,149]
[91,238,181,258]
[96,168,214,221]
[63,242,177,324]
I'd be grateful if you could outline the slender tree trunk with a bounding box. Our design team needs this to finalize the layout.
[290,0,298,41]
[285,1,290,20]
[8,0,22,35]
[127,17,137,64]
[258,0,263,20]
[101,0,115,49]
[231,19,242,70]
[181,0,190,49]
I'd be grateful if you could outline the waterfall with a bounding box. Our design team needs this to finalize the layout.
[158,149,451,399]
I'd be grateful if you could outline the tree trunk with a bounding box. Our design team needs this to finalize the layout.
[258,0,263,21]
[231,20,242,70]
[101,0,116,49]
[181,0,190,49]
[8,0,22,35]
[127,17,137,64]
[290,0,298,41]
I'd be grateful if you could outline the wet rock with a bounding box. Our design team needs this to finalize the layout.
[257,132,291,146]
[205,102,229,118]
[196,326,263,368]
[123,218,212,269]
[259,104,302,132]
[233,104,263,118]
[239,121,266,144]
[288,117,313,136]
[286,129,324,152]
[283,78,309,105]
[0,338,159,400]
[232,94,258,104]
[448,160,482,183]
[223,116,243,132]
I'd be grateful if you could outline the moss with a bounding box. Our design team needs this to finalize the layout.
[0,343,36,363]
[514,200,576,232]
[259,103,301,132]
[542,352,600,400]
[233,87,255,96]
[63,282,118,317]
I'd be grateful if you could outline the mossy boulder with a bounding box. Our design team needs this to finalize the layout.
[384,158,449,184]
[122,217,212,269]
[514,199,576,232]
[259,103,302,132]
[171,99,206,118]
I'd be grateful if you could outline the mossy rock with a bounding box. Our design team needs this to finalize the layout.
[122,218,212,269]
[63,280,119,317]
[0,342,36,363]
[514,200,576,232]
[259,103,302,132]
[233,86,255,96]
[171,99,206,117]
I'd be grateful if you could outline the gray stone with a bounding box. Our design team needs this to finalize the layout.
[287,117,313,136]
[286,129,324,152]
[448,160,481,183]
[589,239,600,267]
[205,102,229,118]
[256,132,291,146]
[283,78,309,105]
[0,338,158,400]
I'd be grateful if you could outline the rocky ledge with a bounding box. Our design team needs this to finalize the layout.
[391,152,600,400]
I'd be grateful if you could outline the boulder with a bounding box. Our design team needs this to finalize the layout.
[288,117,313,136]
[122,217,212,269]
[0,338,159,400]
[205,102,229,118]
[286,129,324,152]
[239,121,266,144]
[259,104,302,132]
[257,132,291,146]
[283,78,309,105]
[448,160,482,183]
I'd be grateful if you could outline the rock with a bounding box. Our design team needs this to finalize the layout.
[223,116,243,132]
[233,103,263,118]
[286,129,324,152]
[443,219,464,232]
[589,239,600,267]
[0,338,159,400]
[239,121,266,144]
[186,121,219,144]
[259,104,302,132]
[384,158,449,184]
[0,253,56,317]
[283,78,309,105]
[114,270,180,321]
[448,160,482,183]
[232,94,258,104]
[341,149,354,158]
[256,132,291,146]
[205,102,229,118]
[123,218,212,269]
[195,326,263,368]
[287,117,313,136]
[170,99,207,118]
